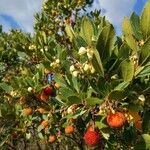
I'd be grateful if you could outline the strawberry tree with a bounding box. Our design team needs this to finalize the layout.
[0,0,150,150]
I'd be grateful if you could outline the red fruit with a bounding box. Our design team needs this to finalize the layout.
[44,86,53,95]
[107,112,126,128]
[84,131,100,147]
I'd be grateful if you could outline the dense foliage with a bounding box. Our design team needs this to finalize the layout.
[0,0,150,149]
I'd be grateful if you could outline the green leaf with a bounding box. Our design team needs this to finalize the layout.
[139,37,150,65]
[26,133,31,139]
[122,17,134,36]
[72,76,80,93]
[0,134,10,147]
[125,35,137,54]
[0,62,6,71]
[114,82,129,90]
[74,109,87,118]
[17,51,28,59]
[65,24,75,42]
[118,43,131,59]
[41,31,47,44]
[130,12,143,40]
[120,59,134,82]
[38,132,44,139]
[64,109,86,120]
[122,17,137,53]
[59,87,74,100]
[101,131,110,140]
[142,110,150,133]
[97,77,110,95]
[74,35,88,48]
[135,134,150,150]
[142,134,150,149]
[96,24,115,61]
[85,97,103,106]
[134,66,145,77]
[108,90,125,101]
[67,95,81,105]
[80,16,96,45]
[54,73,66,85]
[37,125,44,132]
[92,49,104,76]
[95,118,108,129]
[136,65,150,78]
[0,82,13,93]
[140,0,150,39]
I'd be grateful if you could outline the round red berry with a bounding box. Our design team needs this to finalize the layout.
[84,131,100,147]
[44,86,53,95]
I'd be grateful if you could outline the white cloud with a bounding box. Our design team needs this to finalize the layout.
[0,0,42,33]
[91,0,136,34]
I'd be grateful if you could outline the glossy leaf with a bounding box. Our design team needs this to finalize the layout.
[114,82,130,90]
[65,24,75,42]
[86,97,103,106]
[118,43,131,59]
[92,49,104,76]
[139,37,150,65]
[122,17,137,53]
[74,35,88,48]
[80,16,96,45]
[67,95,81,105]
[140,0,150,39]
[96,24,115,61]
[130,12,143,40]
[142,110,150,133]
[108,90,125,101]
[135,134,150,150]
[0,83,13,93]
[120,59,134,82]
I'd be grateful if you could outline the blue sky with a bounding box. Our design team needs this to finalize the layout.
[0,0,148,35]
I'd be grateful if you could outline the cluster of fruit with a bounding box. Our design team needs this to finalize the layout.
[23,103,127,147]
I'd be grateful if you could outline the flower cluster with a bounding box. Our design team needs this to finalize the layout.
[78,46,94,59]
[69,47,95,77]
[50,58,60,68]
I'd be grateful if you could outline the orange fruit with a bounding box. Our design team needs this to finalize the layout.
[41,120,49,128]
[37,108,47,114]
[23,108,33,115]
[65,125,74,134]
[54,83,61,89]
[135,120,142,130]
[87,126,94,132]
[48,135,57,143]
[39,91,49,101]
[107,112,126,128]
